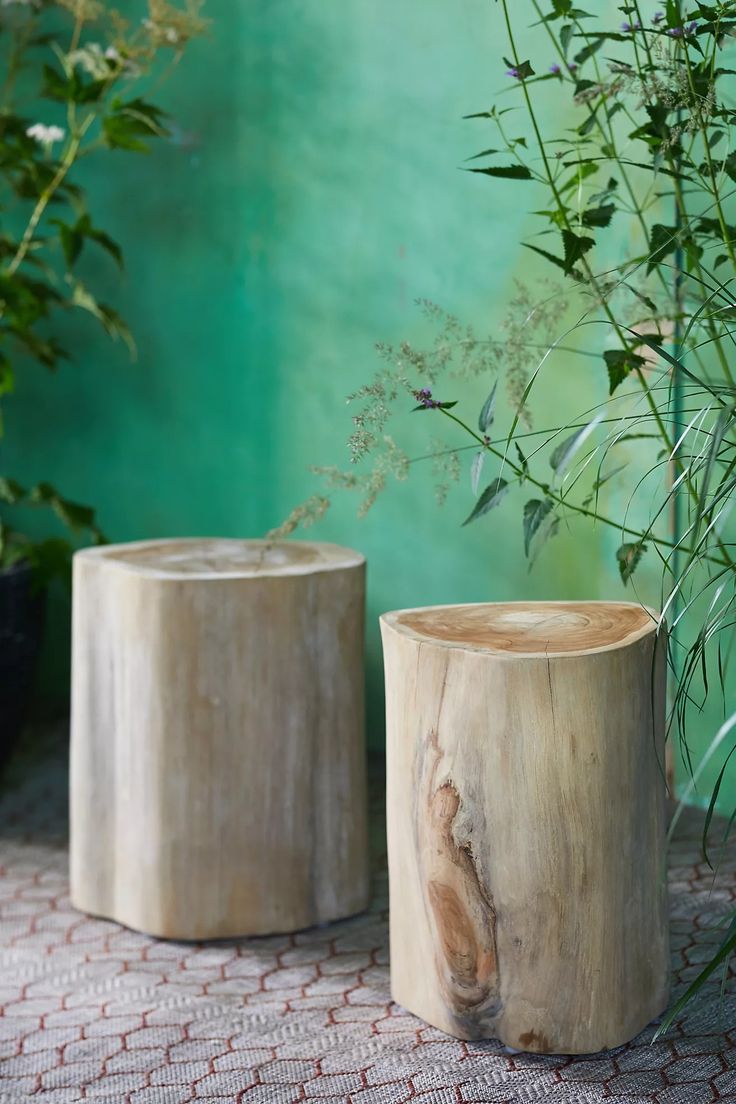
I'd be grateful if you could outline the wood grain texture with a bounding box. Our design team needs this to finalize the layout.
[381,601,669,1054]
[71,538,369,940]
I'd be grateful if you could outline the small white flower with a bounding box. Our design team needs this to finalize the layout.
[26,123,66,146]
[104,45,121,62]
[165,27,180,43]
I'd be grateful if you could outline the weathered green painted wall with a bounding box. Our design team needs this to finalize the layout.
[8,0,719,799]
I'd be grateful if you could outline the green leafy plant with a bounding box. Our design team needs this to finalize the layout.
[282,0,736,1030]
[0,0,205,583]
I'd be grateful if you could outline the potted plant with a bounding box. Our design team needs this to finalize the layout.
[0,0,205,765]
[283,0,736,1028]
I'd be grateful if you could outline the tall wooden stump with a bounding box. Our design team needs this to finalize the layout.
[380,601,669,1054]
[71,538,369,940]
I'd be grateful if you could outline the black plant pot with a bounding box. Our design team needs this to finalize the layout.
[0,562,46,770]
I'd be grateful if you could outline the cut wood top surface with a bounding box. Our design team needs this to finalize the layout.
[75,538,364,579]
[382,601,659,658]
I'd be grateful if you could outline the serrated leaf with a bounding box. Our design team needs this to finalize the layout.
[562,229,595,275]
[478,380,498,433]
[616,541,647,584]
[647,223,678,273]
[523,242,579,278]
[470,451,485,496]
[462,477,509,526]
[102,97,169,153]
[466,164,533,180]
[523,498,554,556]
[581,202,615,228]
[603,348,647,394]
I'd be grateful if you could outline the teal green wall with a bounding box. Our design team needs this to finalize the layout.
[6,0,718,800]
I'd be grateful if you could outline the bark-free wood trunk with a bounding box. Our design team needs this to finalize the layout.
[380,601,669,1054]
[71,538,369,940]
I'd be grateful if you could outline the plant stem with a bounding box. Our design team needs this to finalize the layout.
[499,0,734,568]
[437,405,728,565]
[5,117,92,277]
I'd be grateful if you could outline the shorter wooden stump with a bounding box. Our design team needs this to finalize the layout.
[380,601,669,1054]
[71,538,369,940]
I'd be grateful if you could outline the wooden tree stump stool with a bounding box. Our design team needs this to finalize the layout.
[71,538,369,940]
[380,601,669,1054]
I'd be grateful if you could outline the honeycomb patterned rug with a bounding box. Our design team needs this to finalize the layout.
[1,725,735,1103]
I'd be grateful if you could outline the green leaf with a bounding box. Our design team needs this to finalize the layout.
[563,156,694,183]
[413,400,458,412]
[577,111,598,138]
[462,477,509,526]
[465,148,502,162]
[523,242,576,278]
[647,224,678,273]
[523,498,554,556]
[51,219,83,267]
[102,97,169,153]
[41,63,107,105]
[23,537,74,588]
[69,280,135,354]
[550,414,603,476]
[515,442,529,480]
[560,23,573,54]
[53,498,95,530]
[616,541,647,584]
[0,477,25,504]
[558,160,599,194]
[102,115,149,153]
[574,37,606,63]
[27,482,98,534]
[603,348,647,394]
[41,63,70,101]
[0,353,14,398]
[581,203,615,228]
[503,57,536,79]
[466,164,533,180]
[73,214,124,269]
[562,229,595,275]
[478,380,498,432]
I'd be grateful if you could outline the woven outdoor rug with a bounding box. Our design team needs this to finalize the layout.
[1,726,736,1103]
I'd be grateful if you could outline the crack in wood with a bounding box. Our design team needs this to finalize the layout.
[415,729,500,1036]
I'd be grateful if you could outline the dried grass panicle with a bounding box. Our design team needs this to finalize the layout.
[144,0,208,48]
[430,437,461,506]
[266,495,330,541]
